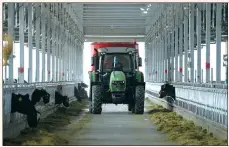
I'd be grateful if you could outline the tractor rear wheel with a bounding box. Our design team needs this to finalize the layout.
[91,85,102,114]
[134,85,145,114]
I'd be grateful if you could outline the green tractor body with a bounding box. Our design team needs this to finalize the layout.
[89,42,145,114]
[109,71,126,92]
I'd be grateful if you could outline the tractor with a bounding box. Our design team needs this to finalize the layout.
[88,41,145,114]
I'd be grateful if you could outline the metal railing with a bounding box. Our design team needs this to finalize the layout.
[146,82,228,128]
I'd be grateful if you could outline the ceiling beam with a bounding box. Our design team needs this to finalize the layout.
[83,4,146,8]
[84,26,145,28]
[83,24,145,27]
[83,19,144,24]
[84,27,145,36]
[84,36,145,42]
[83,9,142,12]
[83,17,145,20]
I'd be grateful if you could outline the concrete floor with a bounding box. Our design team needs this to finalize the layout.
[67,103,176,145]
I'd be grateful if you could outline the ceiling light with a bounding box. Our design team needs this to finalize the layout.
[143,11,148,14]
[140,8,144,11]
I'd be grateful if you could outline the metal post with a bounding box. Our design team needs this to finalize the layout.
[56,26,59,82]
[54,19,57,82]
[146,44,148,81]
[73,43,76,81]
[216,3,222,83]
[146,44,149,81]
[35,4,40,82]
[226,39,228,83]
[184,6,189,82]
[159,39,161,82]
[148,43,150,81]
[175,14,179,82]
[149,43,151,81]
[171,31,174,82]
[201,69,204,83]
[19,4,24,83]
[156,39,158,82]
[159,39,162,82]
[206,3,211,83]
[47,7,51,82]
[179,17,183,82]
[68,36,71,81]
[168,33,171,82]
[211,68,213,82]
[41,4,46,82]
[158,40,160,82]
[165,31,168,81]
[145,44,148,81]
[28,4,33,83]
[189,4,194,83]
[161,37,164,82]
[63,33,66,81]
[154,40,156,82]
[197,4,202,83]
[195,70,197,83]
[8,3,15,83]
[60,41,63,81]
[70,41,73,81]
[152,41,155,82]
[76,44,78,81]
[52,20,55,82]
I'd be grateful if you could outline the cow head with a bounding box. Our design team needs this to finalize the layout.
[159,83,176,100]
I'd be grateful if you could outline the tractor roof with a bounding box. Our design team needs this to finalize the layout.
[91,42,138,49]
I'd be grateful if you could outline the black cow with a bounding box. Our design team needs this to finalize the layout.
[74,86,80,98]
[159,82,176,101]
[79,82,88,88]
[62,96,70,107]
[55,91,70,107]
[11,93,41,128]
[31,89,50,105]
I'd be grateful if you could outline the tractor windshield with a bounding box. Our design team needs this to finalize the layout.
[103,54,133,72]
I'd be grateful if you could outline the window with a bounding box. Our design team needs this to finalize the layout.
[103,54,132,72]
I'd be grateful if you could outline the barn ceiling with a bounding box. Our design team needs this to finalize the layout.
[83,3,149,42]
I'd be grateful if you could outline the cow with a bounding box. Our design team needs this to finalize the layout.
[11,93,41,128]
[55,91,70,107]
[159,82,176,101]
[31,89,50,105]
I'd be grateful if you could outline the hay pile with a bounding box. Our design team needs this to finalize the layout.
[145,98,227,146]
[3,100,88,146]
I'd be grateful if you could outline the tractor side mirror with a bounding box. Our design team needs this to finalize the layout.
[91,56,95,66]
[138,57,142,67]
[91,56,99,68]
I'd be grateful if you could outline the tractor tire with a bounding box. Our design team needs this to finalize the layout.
[134,85,145,114]
[91,85,102,114]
